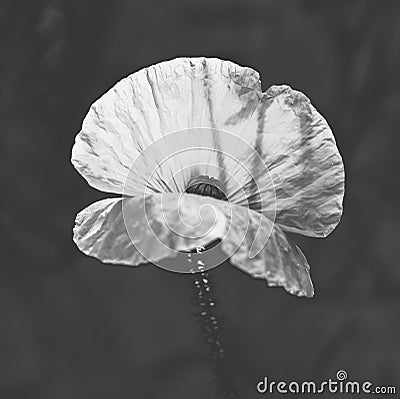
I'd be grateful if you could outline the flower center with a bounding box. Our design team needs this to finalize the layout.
[185,175,228,201]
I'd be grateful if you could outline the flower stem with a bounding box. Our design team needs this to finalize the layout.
[188,247,238,399]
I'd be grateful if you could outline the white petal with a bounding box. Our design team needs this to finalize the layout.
[73,194,228,269]
[71,57,261,194]
[224,85,344,237]
[72,57,343,238]
[220,204,314,297]
[73,198,146,266]
[73,194,313,297]
[260,86,344,237]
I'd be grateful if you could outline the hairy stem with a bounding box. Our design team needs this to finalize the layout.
[187,247,237,399]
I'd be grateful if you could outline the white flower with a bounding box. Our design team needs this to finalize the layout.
[71,57,344,298]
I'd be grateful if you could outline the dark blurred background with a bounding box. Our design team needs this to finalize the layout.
[1,1,400,398]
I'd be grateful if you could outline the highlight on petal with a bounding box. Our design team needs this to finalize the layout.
[73,194,230,271]
[71,57,344,297]
[73,198,147,266]
[257,86,344,237]
[73,193,313,297]
[71,57,343,238]
[119,126,278,228]
[221,206,314,297]
[71,57,262,195]
[225,85,344,238]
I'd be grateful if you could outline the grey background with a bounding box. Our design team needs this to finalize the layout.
[1,0,400,398]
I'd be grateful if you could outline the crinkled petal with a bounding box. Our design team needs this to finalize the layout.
[72,57,343,238]
[251,85,344,237]
[224,85,344,237]
[73,194,228,269]
[73,198,147,266]
[71,57,261,195]
[220,204,314,297]
[73,193,313,297]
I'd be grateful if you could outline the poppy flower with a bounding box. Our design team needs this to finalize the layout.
[72,57,344,298]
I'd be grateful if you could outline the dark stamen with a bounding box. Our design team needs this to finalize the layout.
[185,175,228,201]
